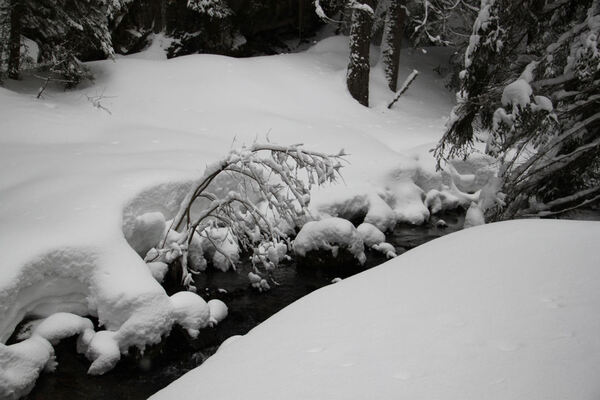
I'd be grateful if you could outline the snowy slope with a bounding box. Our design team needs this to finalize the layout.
[0,34,465,395]
[0,36,454,340]
[152,220,600,400]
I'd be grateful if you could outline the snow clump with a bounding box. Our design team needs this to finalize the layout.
[0,336,55,400]
[207,299,228,327]
[293,217,366,265]
[169,292,211,338]
[356,223,386,247]
[464,202,485,228]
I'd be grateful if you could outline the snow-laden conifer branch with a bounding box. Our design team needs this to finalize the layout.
[314,0,344,23]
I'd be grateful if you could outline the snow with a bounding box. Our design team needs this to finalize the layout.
[199,227,241,272]
[32,312,94,346]
[501,78,533,108]
[356,222,385,247]
[463,202,485,228]
[0,336,55,400]
[85,330,121,375]
[371,241,397,258]
[169,292,211,338]
[207,299,228,327]
[152,220,600,400]
[0,33,467,391]
[464,0,496,69]
[126,212,167,257]
[293,217,366,265]
[147,261,169,282]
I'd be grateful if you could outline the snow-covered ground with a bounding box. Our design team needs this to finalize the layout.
[0,34,496,397]
[153,220,600,400]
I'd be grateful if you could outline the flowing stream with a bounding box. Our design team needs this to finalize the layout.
[22,212,464,400]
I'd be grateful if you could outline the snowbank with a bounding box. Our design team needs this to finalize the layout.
[152,220,600,400]
[0,33,463,392]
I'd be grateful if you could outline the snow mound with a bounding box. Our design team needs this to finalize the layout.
[85,330,121,375]
[32,312,94,346]
[293,218,366,265]
[371,242,397,258]
[356,223,385,247]
[464,202,485,228]
[207,299,228,327]
[170,292,211,338]
[152,220,600,400]
[0,336,55,400]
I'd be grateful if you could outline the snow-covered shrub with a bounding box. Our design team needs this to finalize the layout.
[144,143,345,291]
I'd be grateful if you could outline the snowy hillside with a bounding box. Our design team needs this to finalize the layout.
[152,220,600,400]
[0,35,473,397]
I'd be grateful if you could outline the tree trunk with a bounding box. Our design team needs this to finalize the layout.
[7,0,22,80]
[382,0,404,92]
[150,0,166,33]
[346,0,375,107]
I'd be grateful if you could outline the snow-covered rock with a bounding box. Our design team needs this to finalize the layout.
[85,330,121,375]
[0,336,55,400]
[32,312,94,346]
[293,217,366,265]
[151,220,600,400]
[356,223,386,247]
[464,202,485,228]
[207,299,228,327]
[371,242,397,258]
[169,292,211,338]
[363,193,397,232]
[386,179,430,225]
[248,272,271,292]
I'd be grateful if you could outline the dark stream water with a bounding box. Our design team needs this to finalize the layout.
[22,212,464,400]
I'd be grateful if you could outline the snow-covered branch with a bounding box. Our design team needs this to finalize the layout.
[152,142,346,291]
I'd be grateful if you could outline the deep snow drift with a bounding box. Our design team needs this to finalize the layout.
[153,220,600,400]
[1,34,494,397]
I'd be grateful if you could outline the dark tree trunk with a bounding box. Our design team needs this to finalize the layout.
[8,0,22,79]
[151,0,166,33]
[346,0,375,107]
[382,0,405,92]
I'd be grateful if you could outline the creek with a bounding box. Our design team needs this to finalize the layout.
[23,211,464,400]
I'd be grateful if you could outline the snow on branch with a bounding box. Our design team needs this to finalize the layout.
[149,142,347,291]
[348,0,375,17]
[314,0,343,23]
[387,70,419,109]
